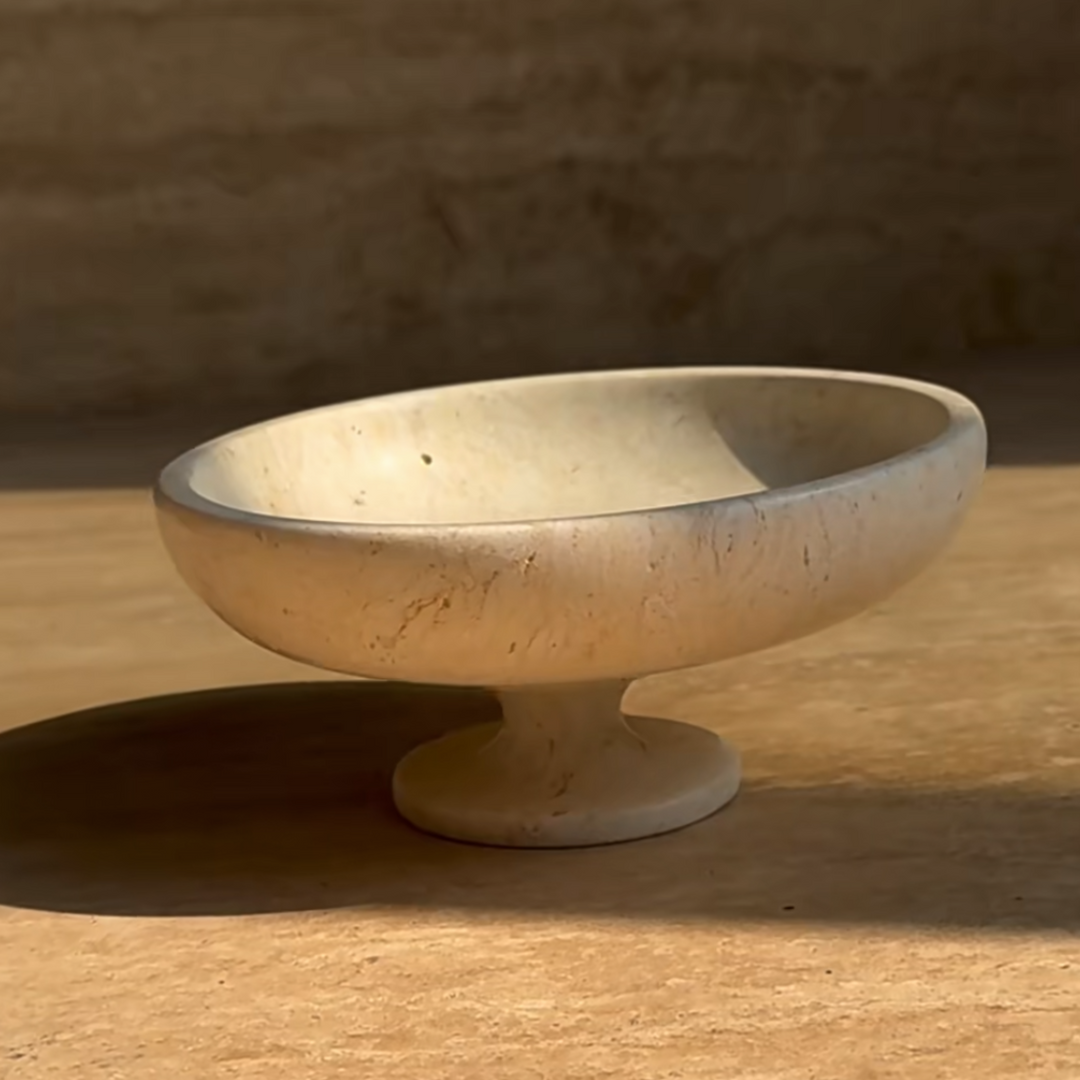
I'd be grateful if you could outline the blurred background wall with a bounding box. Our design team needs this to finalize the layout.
[0,0,1077,422]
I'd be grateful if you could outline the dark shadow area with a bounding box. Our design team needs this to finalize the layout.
[1,680,1076,928]
[0,357,1075,492]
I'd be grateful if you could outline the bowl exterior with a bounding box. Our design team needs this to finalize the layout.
[154,400,986,687]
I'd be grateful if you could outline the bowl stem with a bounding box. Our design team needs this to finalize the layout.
[392,680,740,847]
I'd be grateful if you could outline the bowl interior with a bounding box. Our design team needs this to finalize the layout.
[177,371,954,526]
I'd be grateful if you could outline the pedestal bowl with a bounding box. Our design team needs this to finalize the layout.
[154,367,987,847]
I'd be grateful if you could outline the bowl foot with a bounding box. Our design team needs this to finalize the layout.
[392,681,740,848]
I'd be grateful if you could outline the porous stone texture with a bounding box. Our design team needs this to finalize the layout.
[0,0,1078,417]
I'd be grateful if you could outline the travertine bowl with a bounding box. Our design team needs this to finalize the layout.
[155,367,987,847]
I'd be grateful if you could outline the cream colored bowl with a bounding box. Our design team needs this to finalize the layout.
[155,367,987,847]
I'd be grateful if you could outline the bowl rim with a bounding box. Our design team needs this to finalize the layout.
[154,365,987,535]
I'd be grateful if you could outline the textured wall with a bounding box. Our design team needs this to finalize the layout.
[1,0,1078,418]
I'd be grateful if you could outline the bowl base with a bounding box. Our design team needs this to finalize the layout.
[392,681,740,848]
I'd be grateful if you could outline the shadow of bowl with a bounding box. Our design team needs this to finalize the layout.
[0,681,502,916]
[0,679,1077,929]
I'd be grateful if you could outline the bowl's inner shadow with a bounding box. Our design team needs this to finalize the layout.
[0,680,1076,928]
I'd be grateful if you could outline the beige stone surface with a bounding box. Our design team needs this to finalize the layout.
[1,433,1079,1075]
[1,0,1078,417]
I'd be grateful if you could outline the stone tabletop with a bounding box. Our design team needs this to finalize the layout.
[1,419,1078,1078]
